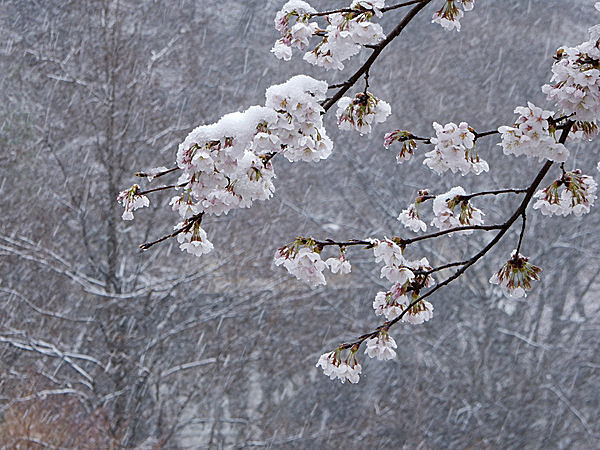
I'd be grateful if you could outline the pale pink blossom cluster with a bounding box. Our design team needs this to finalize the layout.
[431,186,484,232]
[176,221,214,257]
[326,250,352,274]
[303,2,386,70]
[383,130,418,163]
[116,184,150,220]
[489,250,541,298]
[424,121,489,176]
[365,330,397,360]
[397,202,427,233]
[316,349,362,383]
[498,102,569,163]
[432,0,475,32]
[172,105,279,223]
[542,4,600,123]
[265,75,333,162]
[271,1,318,61]
[370,239,435,323]
[533,170,597,217]
[336,91,391,134]
[274,246,327,287]
[120,76,334,256]
[274,240,352,288]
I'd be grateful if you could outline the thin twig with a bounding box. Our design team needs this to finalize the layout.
[135,166,179,178]
[309,0,427,17]
[138,183,187,196]
[139,213,203,250]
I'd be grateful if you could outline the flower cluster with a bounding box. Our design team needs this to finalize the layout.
[116,184,150,220]
[432,0,475,32]
[271,1,319,61]
[365,330,397,360]
[533,170,597,217]
[397,189,430,233]
[265,75,333,162]
[274,239,352,287]
[176,219,214,257]
[383,130,418,163]
[543,5,600,123]
[489,250,542,298]
[316,347,362,383]
[498,102,569,162]
[121,76,334,256]
[424,121,489,176]
[431,186,484,232]
[336,91,391,134]
[370,239,435,323]
[303,1,386,70]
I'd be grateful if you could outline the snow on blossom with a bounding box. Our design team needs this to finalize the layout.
[424,121,489,176]
[542,6,600,123]
[489,250,541,298]
[117,184,150,220]
[271,1,318,61]
[432,0,476,32]
[336,92,391,134]
[150,74,334,257]
[365,331,397,360]
[265,75,333,162]
[431,186,484,232]
[498,102,569,162]
[533,170,597,217]
[316,349,362,384]
[303,4,385,71]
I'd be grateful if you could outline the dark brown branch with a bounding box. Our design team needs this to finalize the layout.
[340,120,575,349]
[309,0,427,17]
[139,213,203,251]
[322,0,433,112]
[138,183,187,196]
[458,188,528,201]
[135,166,179,178]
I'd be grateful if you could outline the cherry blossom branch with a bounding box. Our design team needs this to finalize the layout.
[139,213,204,250]
[458,187,528,201]
[135,166,179,178]
[137,183,187,196]
[322,0,433,112]
[309,0,427,18]
[339,120,575,350]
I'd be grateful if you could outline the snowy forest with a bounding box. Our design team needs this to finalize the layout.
[1,0,600,448]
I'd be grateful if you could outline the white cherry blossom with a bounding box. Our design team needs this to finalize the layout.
[365,331,397,360]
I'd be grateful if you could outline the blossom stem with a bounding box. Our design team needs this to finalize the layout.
[137,183,187,196]
[139,213,204,250]
[135,166,179,178]
[515,211,527,256]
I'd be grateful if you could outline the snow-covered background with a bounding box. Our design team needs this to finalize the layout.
[1,1,599,447]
